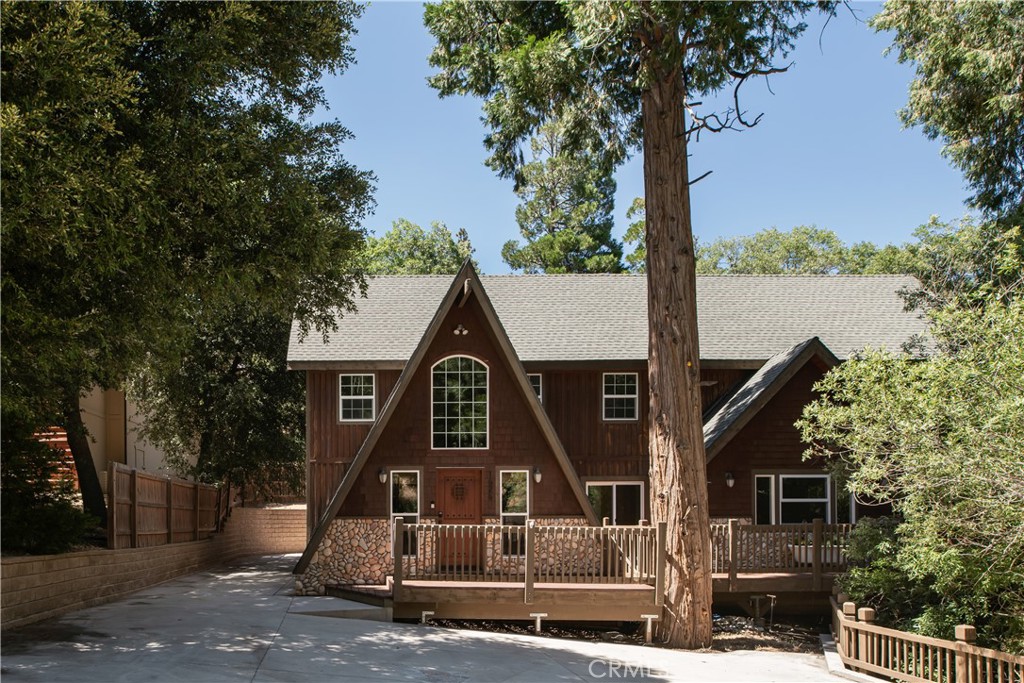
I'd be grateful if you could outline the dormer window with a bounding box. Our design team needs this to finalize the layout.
[432,356,488,449]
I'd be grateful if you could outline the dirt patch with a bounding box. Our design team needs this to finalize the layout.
[431,614,825,653]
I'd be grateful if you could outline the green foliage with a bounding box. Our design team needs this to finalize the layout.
[502,122,623,273]
[800,229,1024,650]
[872,1,1024,224]
[2,1,373,518]
[623,198,647,273]
[363,219,476,275]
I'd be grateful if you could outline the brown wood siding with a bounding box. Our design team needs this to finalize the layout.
[336,293,585,520]
[706,362,829,519]
[700,368,752,413]
[306,369,401,526]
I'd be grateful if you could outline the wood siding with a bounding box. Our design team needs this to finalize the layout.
[706,361,829,519]
[331,293,585,520]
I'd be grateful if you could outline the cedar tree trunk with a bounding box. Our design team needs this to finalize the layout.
[62,390,109,524]
[642,56,714,647]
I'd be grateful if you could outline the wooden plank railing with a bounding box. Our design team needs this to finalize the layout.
[393,521,665,593]
[107,463,225,549]
[831,597,1024,683]
[710,518,852,589]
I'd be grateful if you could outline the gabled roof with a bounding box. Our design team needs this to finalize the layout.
[294,261,599,574]
[703,337,839,463]
[288,274,924,366]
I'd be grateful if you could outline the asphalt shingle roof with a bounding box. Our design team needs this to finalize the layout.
[287,274,925,364]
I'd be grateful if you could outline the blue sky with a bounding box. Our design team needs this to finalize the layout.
[317,2,972,274]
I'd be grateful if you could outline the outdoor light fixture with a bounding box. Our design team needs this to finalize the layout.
[378,468,388,484]
[725,472,735,488]
[533,466,542,484]
[453,324,468,336]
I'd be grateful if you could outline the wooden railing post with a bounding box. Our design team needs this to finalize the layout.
[812,518,824,590]
[858,607,876,669]
[392,518,404,600]
[955,624,977,683]
[843,601,858,660]
[728,519,739,592]
[655,521,667,606]
[107,463,116,549]
[130,468,139,548]
[524,521,536,604]
[166,478,174,545]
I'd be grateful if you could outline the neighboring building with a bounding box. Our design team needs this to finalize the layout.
[287,261,923,595]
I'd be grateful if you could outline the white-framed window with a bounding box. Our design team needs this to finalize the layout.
[754,473,832,524]
[390,470,419,556]
[339,373,375,422]
[527,373,543,403]
[586,481,644,525]
[432,356,488,449]
[603,373,638,421]
[754,474,776,525]
[499,470,529,556]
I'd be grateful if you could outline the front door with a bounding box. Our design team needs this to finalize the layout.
[437,469,483,569]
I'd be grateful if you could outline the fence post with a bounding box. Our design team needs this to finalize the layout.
[524,521,536,604]
[812,518,824,590]
[954,625,977,683]
[655,521,667,607]
[192,481,201,540]
[392,518,404,601]
[166,478,174,545]
[728,519,739,592]
[107,463,116,549]
[130,469,139,548]
[843,602,858,660]
[858,607,876,669]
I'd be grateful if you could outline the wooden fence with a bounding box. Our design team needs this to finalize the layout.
[831,597,1024,683]
[710,519,852,590]
[394,520,665,592]
[107,463,229,550]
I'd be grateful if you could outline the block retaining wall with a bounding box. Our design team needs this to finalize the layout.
[1,506,306,630]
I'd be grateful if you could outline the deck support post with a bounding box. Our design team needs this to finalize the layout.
[728,519,739,593]
[640,614,659,644]
[393,518,404,601]
[524,521,536,604]
[655,522,667,606]
[812,518,823,591]
[530,612,547,634]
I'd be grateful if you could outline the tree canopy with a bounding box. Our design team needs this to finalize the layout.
[363,219,475,275]
[1,1,373,523]
[425,0,830,646]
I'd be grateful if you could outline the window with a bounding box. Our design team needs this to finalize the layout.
[390,471,419,556]
[754,475,775,525]
[587,482,643,525]
[500,470,529,555]
[432,357,488,449]
[603,373,638,421]
[528,373,542,403]
[339,374,375,421]
[779,474,831,523]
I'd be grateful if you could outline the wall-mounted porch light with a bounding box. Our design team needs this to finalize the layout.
[378,468,388,484]
[533,466,542,484]
[725,472,735,488]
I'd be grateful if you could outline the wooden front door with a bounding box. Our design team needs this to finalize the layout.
[437,469,483,569]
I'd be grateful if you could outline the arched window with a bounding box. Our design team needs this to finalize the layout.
[432,356,488,449]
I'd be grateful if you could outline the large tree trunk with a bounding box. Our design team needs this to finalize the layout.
[62,390,109,524]
[642,60,714,646]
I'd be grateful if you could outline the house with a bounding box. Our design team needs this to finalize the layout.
[286,261,924,616]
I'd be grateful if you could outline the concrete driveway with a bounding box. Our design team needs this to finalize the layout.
[1,555,838,682]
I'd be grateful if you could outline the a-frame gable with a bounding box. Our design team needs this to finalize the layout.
[295,260,597,574]
[703,337,839,463]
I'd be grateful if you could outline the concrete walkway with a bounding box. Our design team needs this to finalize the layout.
[1,555,838,682]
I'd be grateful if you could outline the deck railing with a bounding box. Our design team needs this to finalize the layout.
[710,519,853,590]
[393,520,666,597]
[832,597,1024,683]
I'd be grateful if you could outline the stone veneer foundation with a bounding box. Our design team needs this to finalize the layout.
[296,516,590,596]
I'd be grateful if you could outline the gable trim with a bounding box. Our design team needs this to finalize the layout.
[703,337,839,464]
[294,260,598,575]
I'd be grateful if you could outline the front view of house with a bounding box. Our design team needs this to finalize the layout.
[287,262,924,615]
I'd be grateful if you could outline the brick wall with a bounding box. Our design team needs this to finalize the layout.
[1,506,307,630]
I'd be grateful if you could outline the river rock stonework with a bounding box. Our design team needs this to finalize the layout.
[296,517,390,595]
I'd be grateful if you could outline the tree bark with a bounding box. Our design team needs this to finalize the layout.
[642,58,714,646]
[62,390,109,524]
